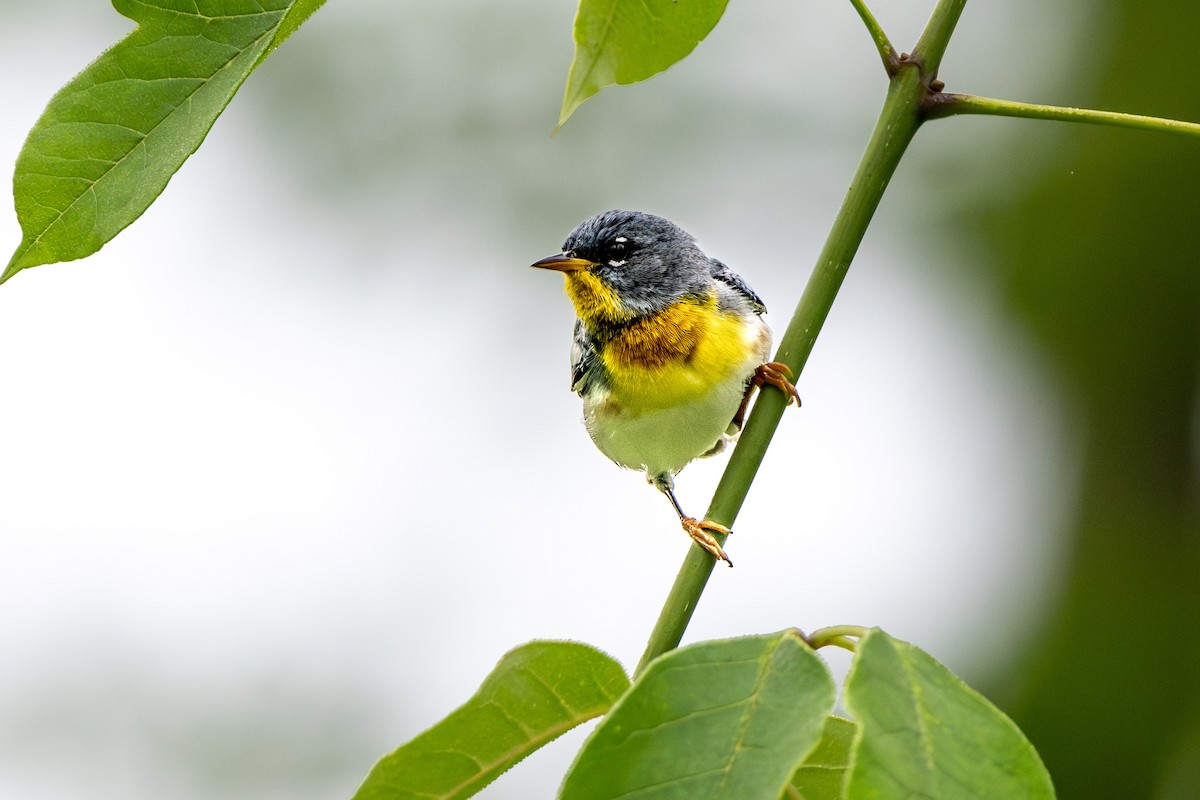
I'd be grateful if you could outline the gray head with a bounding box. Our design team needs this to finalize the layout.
[559,210,713,314]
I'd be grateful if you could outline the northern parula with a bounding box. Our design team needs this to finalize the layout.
[532,210,799,566]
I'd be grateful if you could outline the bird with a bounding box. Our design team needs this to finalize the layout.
[531,210,800,566]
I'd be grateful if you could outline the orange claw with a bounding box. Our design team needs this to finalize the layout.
[755,361,802,407]
[731,361,802,432]
[681,517,733,567]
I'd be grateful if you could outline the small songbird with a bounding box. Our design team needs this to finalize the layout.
[532,210,799,566]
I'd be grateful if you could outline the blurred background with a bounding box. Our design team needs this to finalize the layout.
[0,0,1196,798]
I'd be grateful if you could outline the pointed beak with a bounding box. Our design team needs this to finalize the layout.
[530,253,596,272]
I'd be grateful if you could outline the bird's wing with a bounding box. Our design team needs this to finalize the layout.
[570,318,599,395]
[710,258,767,314]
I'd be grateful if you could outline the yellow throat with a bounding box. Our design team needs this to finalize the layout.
[562,273,753,412]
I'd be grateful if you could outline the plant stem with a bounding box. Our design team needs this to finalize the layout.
[846,0,900,75]
[635,0,971,680]
[806,625,870,651]
[634,64,929,678]
[925,93,1200,139]
[912,0,968,77]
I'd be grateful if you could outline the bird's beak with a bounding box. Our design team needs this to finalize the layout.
[530,253,596,272]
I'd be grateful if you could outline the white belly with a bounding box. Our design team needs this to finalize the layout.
[582,369,749,481]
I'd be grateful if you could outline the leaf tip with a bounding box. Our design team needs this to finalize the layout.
[555,80,593,134]
[2,253,26,286]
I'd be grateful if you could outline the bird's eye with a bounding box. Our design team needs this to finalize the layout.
[601,236,631,267]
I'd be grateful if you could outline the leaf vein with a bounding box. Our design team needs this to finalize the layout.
[123,0,281,23]
[438,706,610,799]
[713,639,780,795]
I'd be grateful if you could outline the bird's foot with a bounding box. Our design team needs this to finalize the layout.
[755,361,802,407]
[681,517,733,567]
[730,362,802,432]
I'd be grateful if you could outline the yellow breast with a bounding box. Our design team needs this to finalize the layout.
[599,293,757,412]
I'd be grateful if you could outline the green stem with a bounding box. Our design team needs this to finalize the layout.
[925,92,1200,139]
[846,0,900,74]
[634,65,928,678]
[912,0,968,78]
[806,625,870,651]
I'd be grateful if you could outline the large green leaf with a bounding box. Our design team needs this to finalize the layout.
[785,715,857,800]
[560,630,836,800]
[843,629,1055,800]
[557,0,729,130]
[354,640,629,800]
[4,0,328,283]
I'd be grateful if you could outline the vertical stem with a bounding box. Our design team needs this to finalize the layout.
[635,65,927,676]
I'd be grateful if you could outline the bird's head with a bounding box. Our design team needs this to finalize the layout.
[532,210,711,325]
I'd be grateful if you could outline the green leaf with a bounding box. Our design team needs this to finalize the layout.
[4,0,328,283]
[557,0,729,130]
[786,715,857,800]
[560,630,836,800]
[353,640,629,800]
[843,629,1055,800]
[261,0,327,64]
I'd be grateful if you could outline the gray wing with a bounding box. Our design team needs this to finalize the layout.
[569,318,599,395]
[710,258,766,314]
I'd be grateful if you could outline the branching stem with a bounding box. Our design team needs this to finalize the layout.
[635,0,1200,679]
[925,92,1200,139]
[846,0,900,75]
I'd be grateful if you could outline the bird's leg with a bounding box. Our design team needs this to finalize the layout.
[730,361,802,432]
[653,476,733,567]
